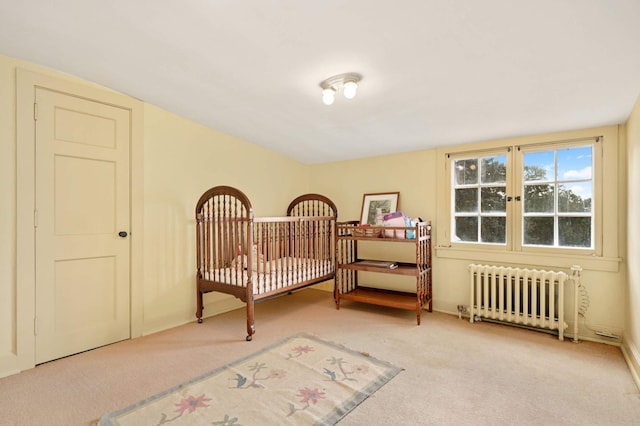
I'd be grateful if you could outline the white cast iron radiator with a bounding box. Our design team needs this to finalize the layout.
[469,264,580,341]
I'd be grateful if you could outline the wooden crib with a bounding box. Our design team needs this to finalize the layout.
[195,185,337,340]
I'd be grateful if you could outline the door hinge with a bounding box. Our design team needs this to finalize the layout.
[34,102,38,121]
[34,210,38,228]
[34,317,38,336]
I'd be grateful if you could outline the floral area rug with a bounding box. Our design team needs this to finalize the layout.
[98,333,402,425]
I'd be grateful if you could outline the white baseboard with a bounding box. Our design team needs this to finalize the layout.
[142,296,244,336]
[621,337,640,392]
[142,286,332,338]
[202,296,244,320]
[311,281,333,292]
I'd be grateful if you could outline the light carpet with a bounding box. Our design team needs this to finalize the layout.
[98,332,402,425]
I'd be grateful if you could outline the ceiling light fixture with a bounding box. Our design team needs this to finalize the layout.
[319,72,362,105]
[322,87,336,105]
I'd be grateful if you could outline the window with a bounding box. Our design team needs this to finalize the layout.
[449,138,598,252]
[521,145,593,249]
[452,153,508,244]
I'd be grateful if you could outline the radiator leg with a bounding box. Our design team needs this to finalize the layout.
[571,265,582,343]
[558,275,565,342]
[469,268,473,323]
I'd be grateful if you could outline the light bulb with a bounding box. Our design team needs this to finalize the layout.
[343,81,358,99]
[322,88,335,105]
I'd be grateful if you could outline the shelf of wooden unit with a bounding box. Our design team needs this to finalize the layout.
[340,261,420,276]
[335,221,433,325]
[337,235,419,243]
[338,287,424,311]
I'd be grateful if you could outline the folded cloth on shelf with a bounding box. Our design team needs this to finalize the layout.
[383,211,407,238]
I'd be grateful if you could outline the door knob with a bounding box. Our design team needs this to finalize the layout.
[118,231,128,238]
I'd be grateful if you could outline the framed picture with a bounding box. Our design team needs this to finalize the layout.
[360,192,399,225]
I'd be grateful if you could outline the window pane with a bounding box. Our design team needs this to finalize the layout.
[523,217,554,245]
[455,217,478,242]
[524,151,554,182]
[481,187,506,212]
[523,184,554,213]
[481,217,506,243]
[455,188,478,213]
[559,217,591,247]
[454,159,478,185]
[481,156,506,184]
[558,146,592,181]
[558,183,592,213]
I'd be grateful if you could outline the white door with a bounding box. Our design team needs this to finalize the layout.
[34,87,131,364]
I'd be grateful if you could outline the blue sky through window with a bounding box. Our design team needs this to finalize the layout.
[524,146,593,200]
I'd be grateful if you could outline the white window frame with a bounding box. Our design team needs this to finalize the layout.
[448,147,513,250]
[445,137,602,256]
[514,138,601,256]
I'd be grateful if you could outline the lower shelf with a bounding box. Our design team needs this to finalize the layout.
[338,286,422,311]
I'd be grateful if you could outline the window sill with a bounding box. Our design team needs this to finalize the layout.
[435,246,621,272]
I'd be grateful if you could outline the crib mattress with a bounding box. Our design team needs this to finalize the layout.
[202,258,334,295]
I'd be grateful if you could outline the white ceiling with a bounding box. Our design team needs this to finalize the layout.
[1,1,639,164]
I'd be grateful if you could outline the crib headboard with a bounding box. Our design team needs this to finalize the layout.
[287,193,338,219]
[195,185,253,217]
[195,186,254,274]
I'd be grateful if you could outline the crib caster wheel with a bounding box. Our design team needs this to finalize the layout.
[197,318,203,324]
[246,335,253,342]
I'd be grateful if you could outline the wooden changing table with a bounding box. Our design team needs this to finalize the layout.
[334,221,432,324]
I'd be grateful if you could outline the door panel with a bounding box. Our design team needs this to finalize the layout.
[54,155,115,235]
[54,257,117,329]
[54,107,117,148]
[35,88,131,364]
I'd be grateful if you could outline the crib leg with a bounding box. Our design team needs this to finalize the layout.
[246,299,255,342]
[196,289,204,323]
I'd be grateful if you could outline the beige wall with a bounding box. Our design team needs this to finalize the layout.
[623,95,640,386]
[310,125,627,344]
[309,150,438,293]
[0,54,19,377]
[0,53,310,377]
[141,104,310,333]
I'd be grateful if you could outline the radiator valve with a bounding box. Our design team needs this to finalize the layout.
[457,304,468,319]
[571,265,582,284]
